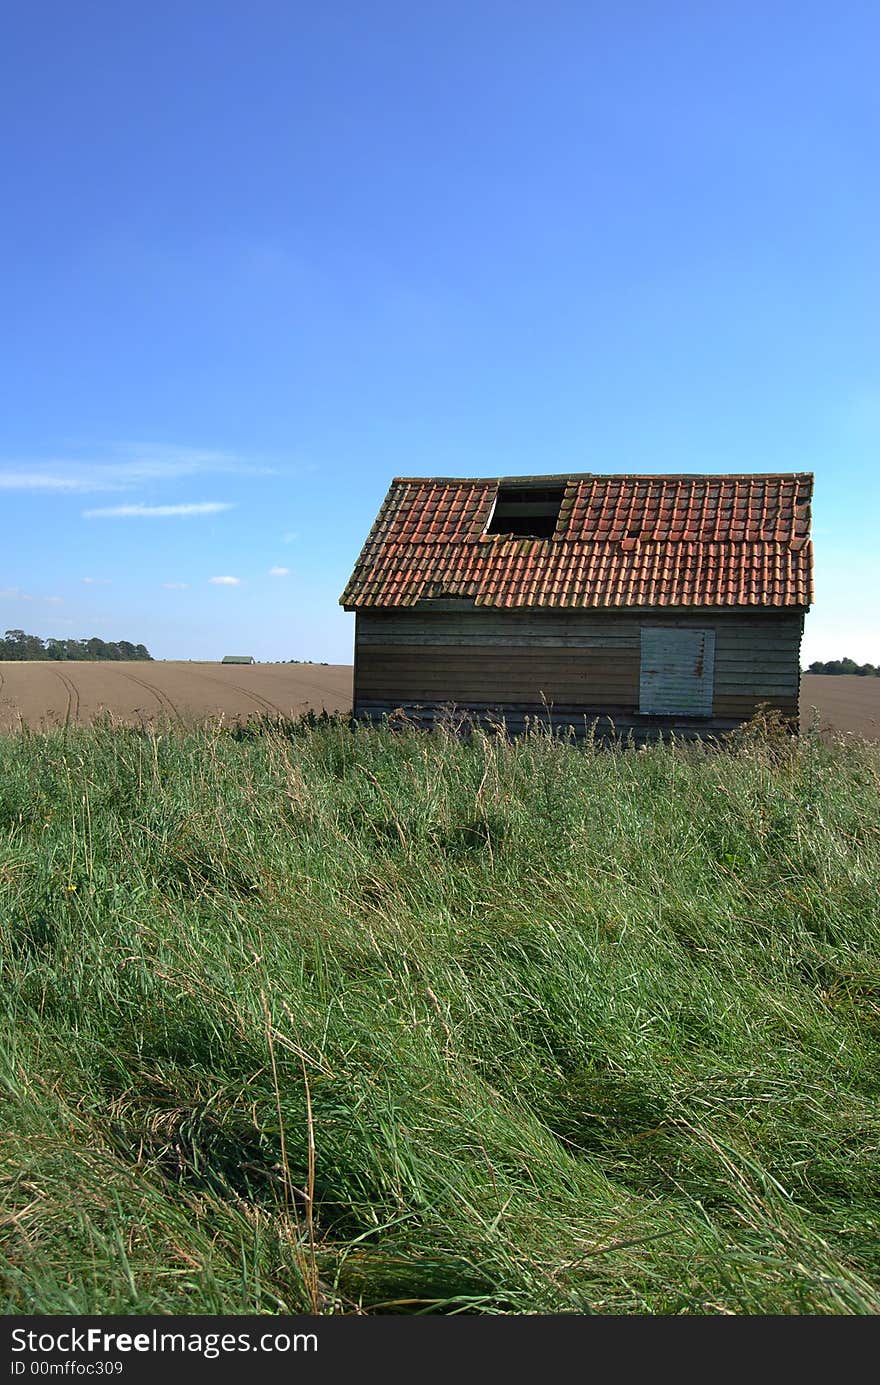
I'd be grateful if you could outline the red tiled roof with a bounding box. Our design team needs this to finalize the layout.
[340,473,814,610]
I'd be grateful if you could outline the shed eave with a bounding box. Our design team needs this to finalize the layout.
[343,598,811,614]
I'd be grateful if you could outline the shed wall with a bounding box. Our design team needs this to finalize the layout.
[354,608,803,732]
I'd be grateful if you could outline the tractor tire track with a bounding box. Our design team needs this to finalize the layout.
[117,669,185,727]
[185,667,287,719]
[252,666,352,709]
[52,668,81,728]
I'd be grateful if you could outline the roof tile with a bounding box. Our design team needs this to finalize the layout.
[340,473,813,610]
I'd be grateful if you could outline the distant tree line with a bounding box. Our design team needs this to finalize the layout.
[1,629,152,661]
[807,658,878,677]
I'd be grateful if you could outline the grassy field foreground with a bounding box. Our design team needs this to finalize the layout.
[1,715,878,1315]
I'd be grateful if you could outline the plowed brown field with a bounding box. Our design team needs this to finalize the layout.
[799,674,880,738]
[0,666,877,737]
[0,661,353,732]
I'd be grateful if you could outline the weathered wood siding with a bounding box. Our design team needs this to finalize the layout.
[356,645,639,705]
[354,608,804,732]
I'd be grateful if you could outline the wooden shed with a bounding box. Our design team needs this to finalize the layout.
[340,472,813,738]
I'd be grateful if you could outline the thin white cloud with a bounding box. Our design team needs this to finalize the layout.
[83,502,234,518]
[0,471,127,493]
[269,566,290,576]
[210,575,241,586]
[162,581,189,590]
[108,443,276,482]
[0,587,63,603]
[81,576,111,585]
[282,531,299,543]
[0,443,276,495]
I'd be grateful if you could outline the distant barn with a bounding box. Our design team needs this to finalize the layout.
[340,472,813,738]
[221,655,255,664]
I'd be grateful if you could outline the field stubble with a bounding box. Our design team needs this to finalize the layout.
[0,661,353,733]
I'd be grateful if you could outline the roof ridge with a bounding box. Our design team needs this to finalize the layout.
[391,471,814,485]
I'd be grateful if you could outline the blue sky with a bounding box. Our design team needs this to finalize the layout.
[1,2,877,664]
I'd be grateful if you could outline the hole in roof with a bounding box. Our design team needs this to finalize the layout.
[485,484,564,539]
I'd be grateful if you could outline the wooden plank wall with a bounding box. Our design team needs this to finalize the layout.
[354,608,804,727]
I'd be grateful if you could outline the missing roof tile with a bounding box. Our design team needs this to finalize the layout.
[485,484,565,539]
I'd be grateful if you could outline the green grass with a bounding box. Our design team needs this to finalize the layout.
[1,712,878,1314]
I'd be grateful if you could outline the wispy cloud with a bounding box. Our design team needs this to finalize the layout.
[269,566,290,576]
[0,443,276,496]
[0,587,63,603]
[83,502,234,519]
[282,531,299,543]
[0,471,127,493]
[162,581,189,590]
[209,575,241,586]
[81,576,111,585]
[115,442,271,477]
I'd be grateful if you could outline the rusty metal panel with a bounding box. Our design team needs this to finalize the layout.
[639,627,715,716]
